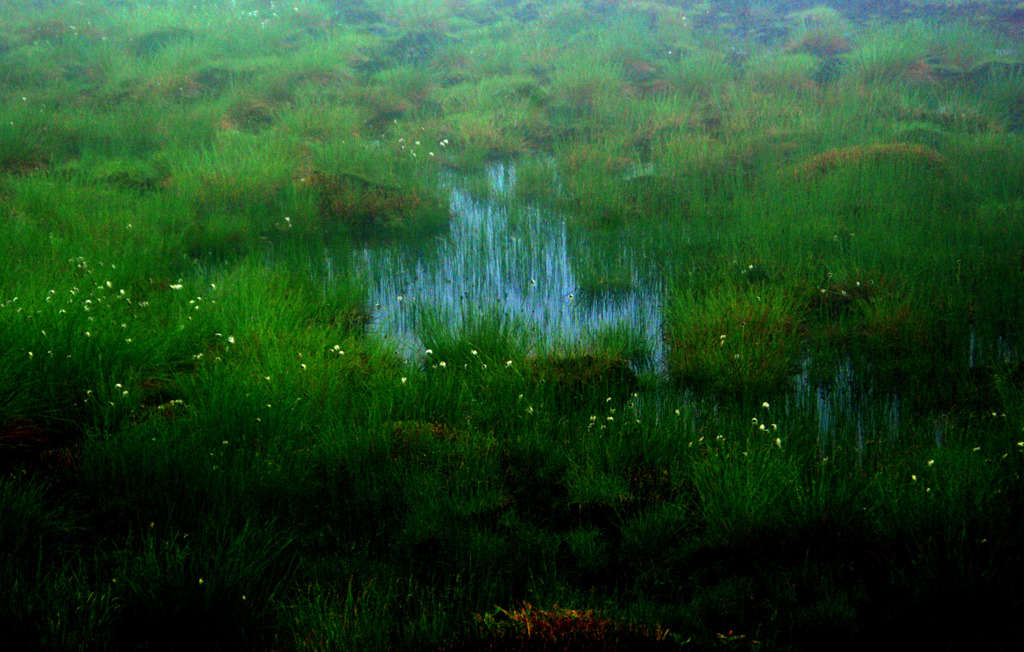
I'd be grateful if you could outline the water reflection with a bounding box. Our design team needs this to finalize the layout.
[348,164,665,369]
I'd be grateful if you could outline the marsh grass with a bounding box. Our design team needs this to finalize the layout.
[4,1,1024,649]
[666,281,806,399]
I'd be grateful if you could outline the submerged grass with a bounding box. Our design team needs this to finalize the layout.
[3,0,1024,650]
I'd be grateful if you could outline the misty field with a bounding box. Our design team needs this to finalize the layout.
[2,1,1024,650]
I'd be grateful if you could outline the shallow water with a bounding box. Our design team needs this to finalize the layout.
[344,164,665,369]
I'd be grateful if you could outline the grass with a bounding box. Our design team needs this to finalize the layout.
[2,0,1024,649]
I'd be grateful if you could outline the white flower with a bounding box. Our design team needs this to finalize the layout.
[775,438,782,449]
[506,360,513,367]
[762,402,770,410]
[439,361,447,368]
[170,284,183,291]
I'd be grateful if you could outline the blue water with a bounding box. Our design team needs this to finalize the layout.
[344,163,665,370]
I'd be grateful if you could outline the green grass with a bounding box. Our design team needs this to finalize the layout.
[2,1,1024,649]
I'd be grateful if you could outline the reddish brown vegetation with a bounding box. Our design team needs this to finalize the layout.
[785,31,852,58]
[444,603,675,652]
[793,143,947,178]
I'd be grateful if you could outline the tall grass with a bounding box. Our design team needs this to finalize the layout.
[2,1,1024,649]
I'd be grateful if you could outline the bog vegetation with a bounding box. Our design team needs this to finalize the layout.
[2,0,1024,649]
